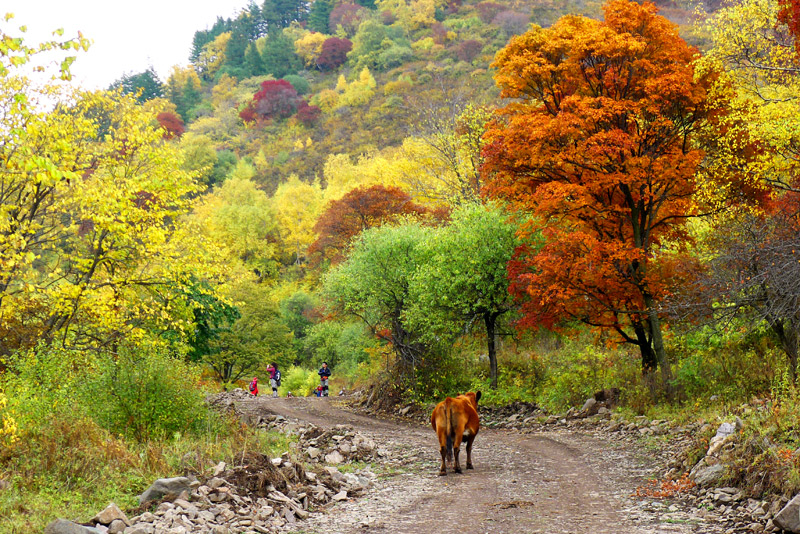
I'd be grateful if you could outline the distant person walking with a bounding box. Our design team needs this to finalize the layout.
[248,376,258,396]
[318,362,331,397]
[266,363,281,398]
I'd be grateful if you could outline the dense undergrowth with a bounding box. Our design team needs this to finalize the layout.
[0,343,292,533]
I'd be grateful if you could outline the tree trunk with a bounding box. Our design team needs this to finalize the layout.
[642,292,673,390]
[484,312,498,389]
[772,319,798,384]
[632,319,658,372]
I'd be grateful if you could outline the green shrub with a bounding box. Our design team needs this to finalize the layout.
[471,350,544,406]
[1,344,96,438]
[408,344,474,403]
[279,366,319,397]
[669,325,782,403]
[377,46,415,70]
[283,74,311,95]
[536,341,639,412]
[84,346,211,441]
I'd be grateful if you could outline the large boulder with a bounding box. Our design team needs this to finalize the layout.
[774,494,800,533]
[324,450,345,465]
[137,476,192,505]
[93,503,129,526]
[44,519,103,534]
[690,462,726,487]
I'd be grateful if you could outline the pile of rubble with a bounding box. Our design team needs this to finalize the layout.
[45,451,377,534]
[287,421,389,466]
[44,399,388,534]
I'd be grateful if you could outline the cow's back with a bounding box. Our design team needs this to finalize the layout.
[453,394,480,435]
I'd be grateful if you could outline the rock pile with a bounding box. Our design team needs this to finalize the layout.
[46,454,376,534]
[44,406,385,534]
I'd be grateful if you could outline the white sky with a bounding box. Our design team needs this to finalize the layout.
[4,1,253,90]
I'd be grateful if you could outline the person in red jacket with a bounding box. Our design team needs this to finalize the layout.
[248,376,258,396]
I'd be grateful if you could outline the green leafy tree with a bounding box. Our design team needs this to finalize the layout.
[348,19,409,71]
[408,203,525,389]
[183,280,241,362]
[322,221,433,368]
[204,281,295,382]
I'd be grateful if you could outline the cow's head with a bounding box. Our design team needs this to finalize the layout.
[464,390,482,409]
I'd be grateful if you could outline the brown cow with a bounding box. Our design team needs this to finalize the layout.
[430,391,481,476]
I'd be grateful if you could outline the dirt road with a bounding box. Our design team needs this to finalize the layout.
[243,396,718,534]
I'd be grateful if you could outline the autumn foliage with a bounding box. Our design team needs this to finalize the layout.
[317,37,352,70]
[296,101,322,126]
[309,185,428,265]
[156,111,185,139]
[484,0,719,377]
[778,0,800,54]
[240,79,301,122]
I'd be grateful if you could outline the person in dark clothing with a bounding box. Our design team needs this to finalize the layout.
[266,363,281,398]
[318,362,331,397]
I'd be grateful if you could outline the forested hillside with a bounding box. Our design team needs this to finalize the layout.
[4,0,800,528]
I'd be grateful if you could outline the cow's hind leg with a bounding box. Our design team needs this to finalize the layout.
[453,423,465,474]
[437,424,448,476]
[446,434,454,466]
[439,445,447,476]
[465,434,476,469]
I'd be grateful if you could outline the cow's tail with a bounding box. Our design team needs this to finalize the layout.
[445,398,454,463]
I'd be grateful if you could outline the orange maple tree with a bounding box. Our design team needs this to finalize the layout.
[483,0,720,382]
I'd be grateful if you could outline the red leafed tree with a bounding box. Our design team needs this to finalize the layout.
[475,1,504,23]
[240,80,300,123]
[156,111,185,139]
[296,100,321,126]
[329,3,365,35]
[779,0,800,53]
[317,37,352,70]
[309,185,429,266]
[455,39,483,63]
[483,0,726,385]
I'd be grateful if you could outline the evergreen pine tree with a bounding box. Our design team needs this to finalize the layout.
[226,21,250,69]
[261,31,301,77]
[190,17,231,62]
[308,0,334,33]
[244,42,265,77]
[109,68,164,103]
[178,82,202,122]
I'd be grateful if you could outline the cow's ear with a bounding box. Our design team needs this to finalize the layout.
[475,391,481,404]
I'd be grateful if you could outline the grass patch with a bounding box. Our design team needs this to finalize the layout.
[0,414,289,533]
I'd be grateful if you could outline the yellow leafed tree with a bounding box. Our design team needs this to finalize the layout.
[271,175,325,264]
[294,32,328,67]
[191,161,280,277]
[195,32,231,80]
[698,0,800,199]
[0,25,225,354]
